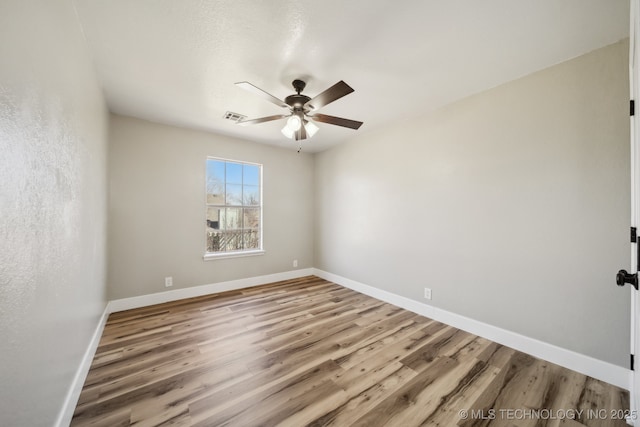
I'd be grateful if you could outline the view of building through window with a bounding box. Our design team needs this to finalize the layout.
[205,158,262,254]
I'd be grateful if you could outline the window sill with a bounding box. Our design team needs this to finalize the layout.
[203,250,265,261]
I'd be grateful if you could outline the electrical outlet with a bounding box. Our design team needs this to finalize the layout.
[424,287,432,300]
[293,259,298,268]
[165,277,173,287]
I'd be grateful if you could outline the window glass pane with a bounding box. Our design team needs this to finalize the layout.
[206,207,221,230]
[225,232,241,252]
[243,208,260,229]
[206,160,225,204]
[224,207,242,230]
[226,184,242,205]
[206,207,223,252]
[243,209,260,250]
[226,162,243,184]
[243,185,260,206]
[207,230,222,252]
[243,164,260,186]
[218,208,227,230]
[220,208,242,251]
[243,229,260,250]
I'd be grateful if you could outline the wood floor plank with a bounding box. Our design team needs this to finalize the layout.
[306,365,419,426]
[333,319,449,371]
[189,360,344,426]
[420,360,500,426]
[72,275,629,427]
[348,355,462,426]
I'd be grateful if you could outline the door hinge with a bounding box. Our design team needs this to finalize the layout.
[632,227,637,243]
[632,354,635,371]
[631,100,635,116]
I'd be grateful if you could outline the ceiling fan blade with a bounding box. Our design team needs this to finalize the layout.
[304,81,354,111]
[309,113,363,130]
[235,82,288,108]
[237,114,288,126]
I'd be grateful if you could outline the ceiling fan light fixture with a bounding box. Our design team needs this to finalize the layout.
[281,125,295,139]
[287,115,302,131]
[304,120,319,138]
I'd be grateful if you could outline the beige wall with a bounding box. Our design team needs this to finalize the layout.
[314,40,630,367]
[0,0,109,425]
[108,115,314,300]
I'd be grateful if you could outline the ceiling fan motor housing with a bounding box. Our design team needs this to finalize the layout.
[285,80,311,109]
[285,94,311,109]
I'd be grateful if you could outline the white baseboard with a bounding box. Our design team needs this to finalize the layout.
[313,268,631,391]
[107,268,315,313]
[54,304,110,427]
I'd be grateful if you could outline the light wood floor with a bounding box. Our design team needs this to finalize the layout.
[72,276,629,426]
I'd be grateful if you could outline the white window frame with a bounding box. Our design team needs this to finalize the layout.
[203,156,264,261]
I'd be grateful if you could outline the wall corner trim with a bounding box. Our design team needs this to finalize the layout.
[55,304,110,427]
[312,268,631,391]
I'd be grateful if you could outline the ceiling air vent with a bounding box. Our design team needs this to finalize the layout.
[223,111,246,123]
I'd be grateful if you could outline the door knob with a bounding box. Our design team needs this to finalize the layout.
[616,269,638,290]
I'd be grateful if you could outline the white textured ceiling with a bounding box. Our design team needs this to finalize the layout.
[73,0,629,152]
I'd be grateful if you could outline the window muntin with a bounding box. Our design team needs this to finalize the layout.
[205,158,262,256]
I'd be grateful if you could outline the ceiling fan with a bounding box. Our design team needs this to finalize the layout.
[234,79,363,146]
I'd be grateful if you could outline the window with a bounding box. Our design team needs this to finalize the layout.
[205,157,263,259]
